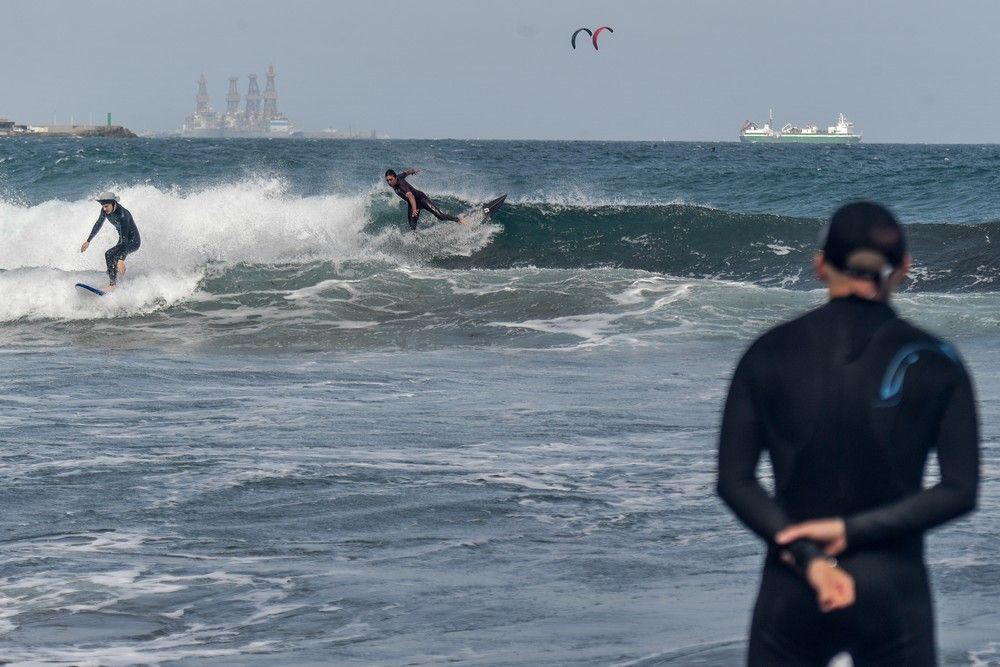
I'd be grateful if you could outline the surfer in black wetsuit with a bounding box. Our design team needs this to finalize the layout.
[717,201,979,666]
[80,191,141,289]
[385,169,464,230]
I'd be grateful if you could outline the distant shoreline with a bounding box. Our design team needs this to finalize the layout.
[0,125,137,139]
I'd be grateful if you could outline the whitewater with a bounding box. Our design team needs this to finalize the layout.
[0,138,997,665]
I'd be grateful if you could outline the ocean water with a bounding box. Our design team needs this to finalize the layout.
[0,139,997,665]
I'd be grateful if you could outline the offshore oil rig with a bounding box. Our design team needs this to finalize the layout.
[181,65,295,137]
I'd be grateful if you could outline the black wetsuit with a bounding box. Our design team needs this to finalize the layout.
[87,204,141,285]
[717,296,979,666]
[390,171,459,229]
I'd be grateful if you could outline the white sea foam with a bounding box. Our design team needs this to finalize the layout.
[970,642,1000,667]
[0,178,365,272]
[488,277,756,348]
[0,179,366,321]
[766,243,794,256]
[0,267,201,321]
[2,636,276,667]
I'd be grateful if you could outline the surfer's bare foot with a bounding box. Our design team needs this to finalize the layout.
[117,259,126,277]
[105,285,116,292]
[458,215,470,225]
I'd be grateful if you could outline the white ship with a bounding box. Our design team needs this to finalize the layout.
[740,110,862,143]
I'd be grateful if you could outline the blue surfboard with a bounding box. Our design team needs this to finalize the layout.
[75,283,106,296]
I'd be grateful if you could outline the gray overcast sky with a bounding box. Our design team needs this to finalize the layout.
[3,0,1000,142]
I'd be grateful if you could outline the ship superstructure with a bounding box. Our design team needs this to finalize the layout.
[740,110,862,143]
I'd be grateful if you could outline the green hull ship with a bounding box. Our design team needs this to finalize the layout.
[740,110,862,144]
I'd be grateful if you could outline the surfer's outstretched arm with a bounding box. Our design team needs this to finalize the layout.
[81,214,105,251]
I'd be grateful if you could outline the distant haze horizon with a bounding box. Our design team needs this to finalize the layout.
[4,0,1000,143]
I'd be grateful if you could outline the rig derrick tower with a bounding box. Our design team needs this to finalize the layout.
[226,76,241,115]
[195,74,211,114]
[262,65,279,118]
[245,74,262,127]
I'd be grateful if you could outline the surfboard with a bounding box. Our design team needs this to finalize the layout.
[481,195,507,219]
[75,283,106,296]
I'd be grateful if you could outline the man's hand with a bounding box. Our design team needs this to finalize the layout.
[776,518,847,556]
[806,558,855,613]
[80,241,89,252]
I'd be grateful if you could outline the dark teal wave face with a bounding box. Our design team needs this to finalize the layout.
[421,203,821,282]
[358,202,995,293]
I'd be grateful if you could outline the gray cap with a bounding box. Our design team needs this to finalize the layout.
[95,191,119,203]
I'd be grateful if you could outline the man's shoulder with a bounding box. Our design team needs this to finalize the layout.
[882,314,941,345]
[747,307,821,351]
[881,315,968,379]
[735,317,804,376]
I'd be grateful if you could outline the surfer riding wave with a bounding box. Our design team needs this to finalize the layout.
[384,169,464,230]
[80,191,141,290]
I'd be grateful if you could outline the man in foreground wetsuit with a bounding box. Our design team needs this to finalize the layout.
[717,201,979,666]
[384,169,463,230]
[80,191,141,290]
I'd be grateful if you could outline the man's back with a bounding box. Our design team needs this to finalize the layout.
[719,295,977,554]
